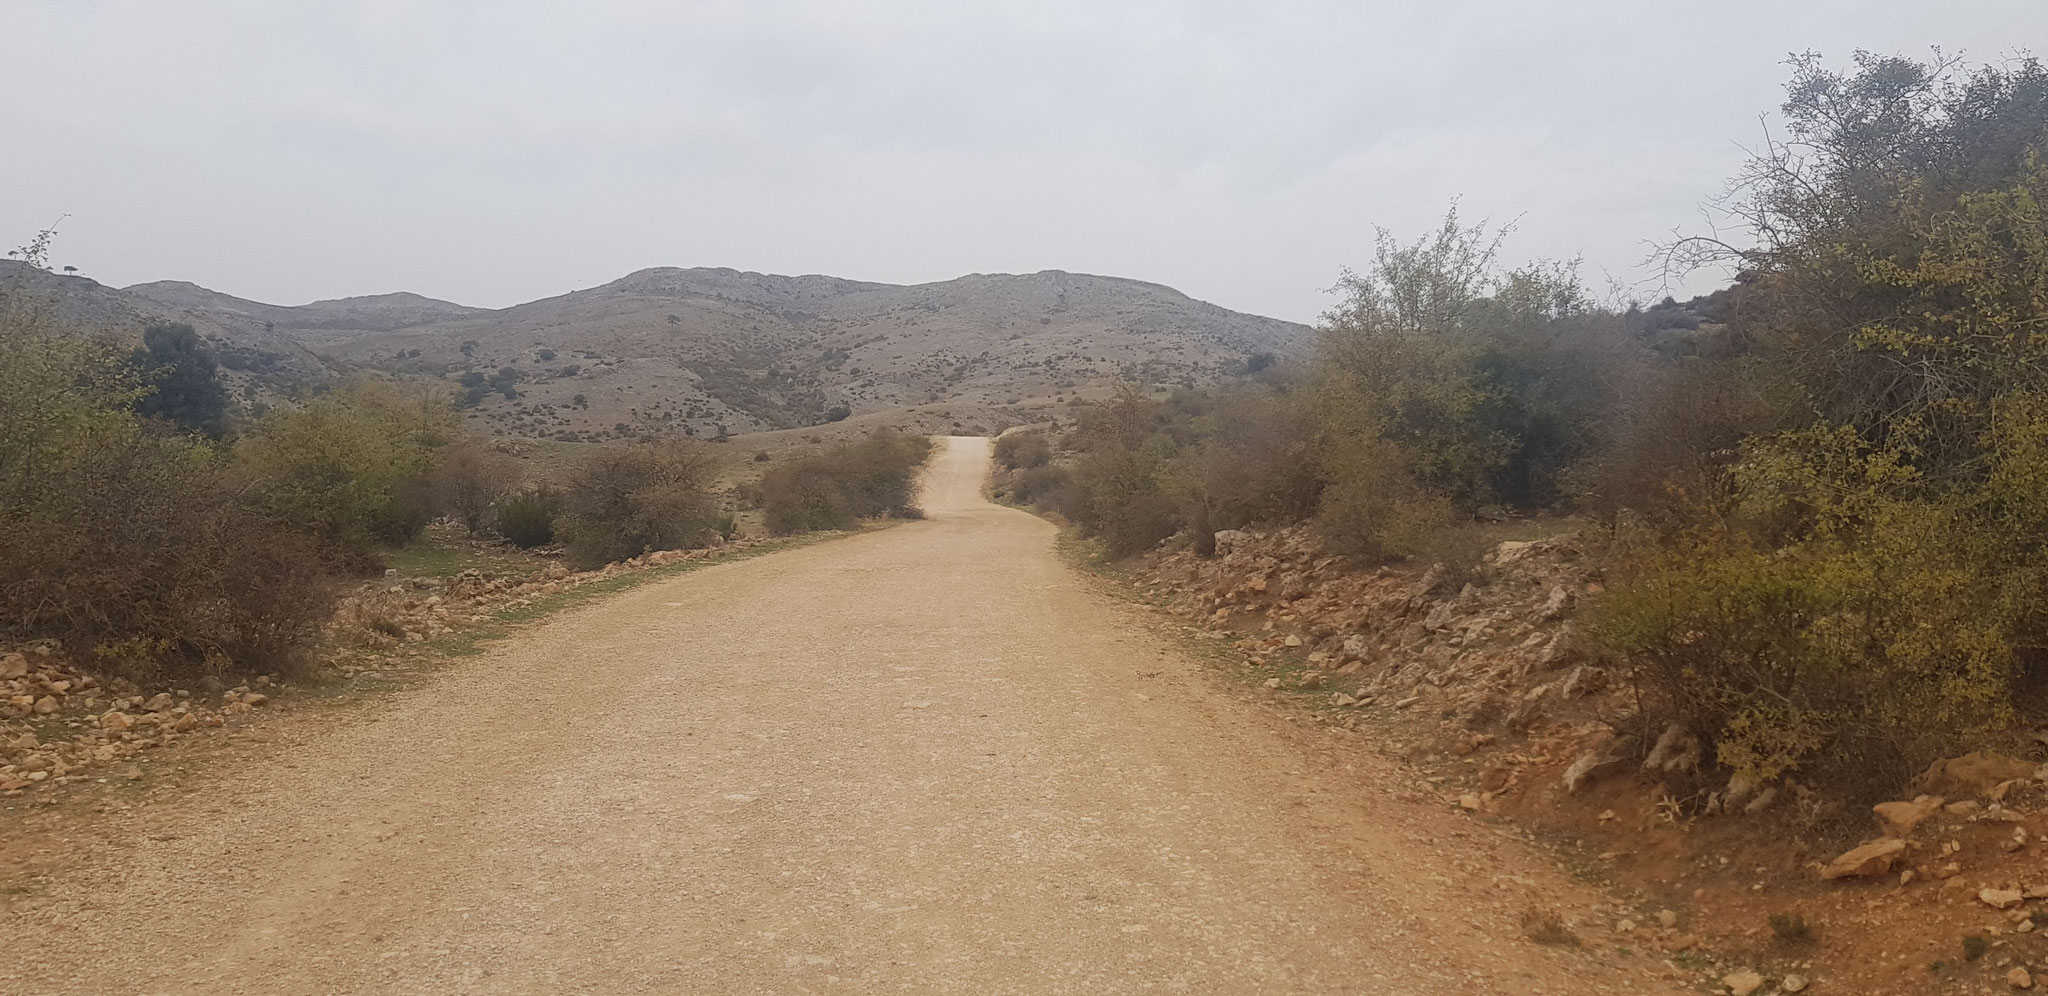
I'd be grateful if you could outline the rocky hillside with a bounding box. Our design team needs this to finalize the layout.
[326,267,1311,440]
[1,261,1311,439]
[0,260,339,391]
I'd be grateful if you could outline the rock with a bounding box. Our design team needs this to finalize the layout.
[1722,771,1764,810]
[1742,786,1779,814]
[1559,664,1606,698]
[2012,967,2035,989]
[142,692,174,713]
[1536,584,1573,621]
[1212,530,1248,557]
[1641,724,1702,777]
[1534,624,1578,670]
[1282,634,1302,648]
[1262,678,1281,689]
[0,653,26,679]
[1782,974,1809,993]
[1820,837,1907,879]
[1490,539,1545,566]
[1656,909,1679,929]
[1297,672,1324,690]
[242,692,268,707]
[1421,601,1457,632]
[1982,887,2026,910]
[1915,752,2036,798]
[32,695,58,715]
[1562,751,1627,794]
[98,711,133,732]
[1874,794,1946,837]
[1721,968,1765,996]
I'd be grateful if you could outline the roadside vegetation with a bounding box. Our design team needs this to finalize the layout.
[1001,52,2048,800]
[0,245,932,682]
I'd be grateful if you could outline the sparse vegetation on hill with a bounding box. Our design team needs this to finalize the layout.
[2,257,1314,444]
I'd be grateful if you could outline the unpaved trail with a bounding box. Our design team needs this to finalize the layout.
[2,437,1678,994]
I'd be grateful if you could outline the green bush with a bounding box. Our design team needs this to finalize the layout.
[556,441,719,568]
[1595,54,2048,796]
[130,322,228,435]
[495,486,560,548]
[762,432,933,534]
[237,381,456,566]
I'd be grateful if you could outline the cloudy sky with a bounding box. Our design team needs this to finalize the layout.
[4,1,2041,323]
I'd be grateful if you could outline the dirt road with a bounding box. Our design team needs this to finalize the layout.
[2,437,1676,994]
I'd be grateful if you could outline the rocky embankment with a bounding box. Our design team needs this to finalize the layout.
[1138,524,2048,992]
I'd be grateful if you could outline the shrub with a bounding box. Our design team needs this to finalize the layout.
[1595,510,2014,797]
[1314,434,1453,564]
[556,441,719,568]
[761,432,932,534]
[237,381,457,566]
[433,441,522,533]
[992,431,1051,470]
[1064,445,1178,557]
[495,486,560,548]
[1769,912,1816,947]
[1599,54,2048,797]
[1006,464,1071,509]
[1519,907,1577,947]
[0,307,334,677]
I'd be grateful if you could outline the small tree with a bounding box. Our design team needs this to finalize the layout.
[131,323,229,434]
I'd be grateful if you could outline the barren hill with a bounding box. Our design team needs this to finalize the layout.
[332,267,1309,440]
[2,262,1311,439]
[123,281,487,333]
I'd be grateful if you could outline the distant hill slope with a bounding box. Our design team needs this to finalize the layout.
[330,267,1311,440]
[1,262,1311,440]
[0,260,340,387]
[123,281,488,332]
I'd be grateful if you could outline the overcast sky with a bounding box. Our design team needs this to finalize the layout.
[4,1,2042,323]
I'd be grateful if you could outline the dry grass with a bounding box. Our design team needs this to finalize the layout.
[1520,907,1578,947]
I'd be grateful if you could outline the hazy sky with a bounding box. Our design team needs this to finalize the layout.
[4,1,2042,323]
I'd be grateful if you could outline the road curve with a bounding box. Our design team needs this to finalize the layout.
[2,436,1674,994]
